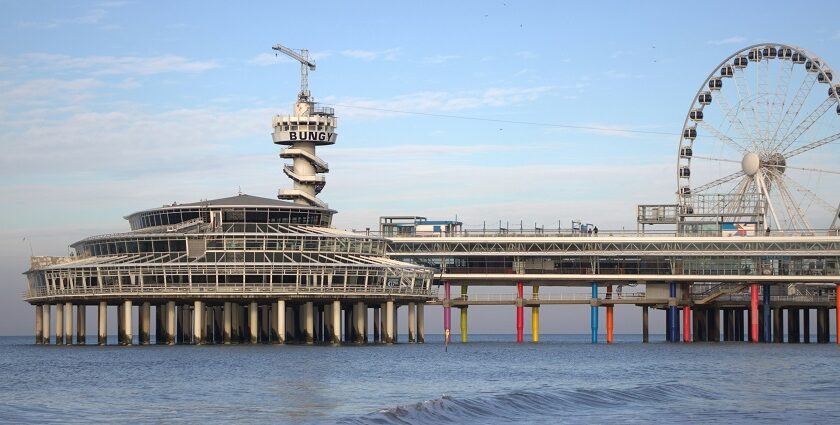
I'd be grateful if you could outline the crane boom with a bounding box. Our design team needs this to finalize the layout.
[272,44,316,100]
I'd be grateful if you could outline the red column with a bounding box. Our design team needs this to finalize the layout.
[683,306,691,343]
[750,283,759,343]
[516,282,524,343]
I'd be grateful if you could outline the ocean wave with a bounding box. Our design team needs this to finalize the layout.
[341,383,716,424]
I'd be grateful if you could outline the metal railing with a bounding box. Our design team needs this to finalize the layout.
[445,291,648,302]
[24,285,433,299]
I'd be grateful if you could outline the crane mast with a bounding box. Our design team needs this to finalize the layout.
[272,44,316,101]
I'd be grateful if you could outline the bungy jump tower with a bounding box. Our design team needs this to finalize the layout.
[23,44,434,346]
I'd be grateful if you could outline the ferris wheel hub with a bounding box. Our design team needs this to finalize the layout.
[764,153,787,175]
[742,152,760,176]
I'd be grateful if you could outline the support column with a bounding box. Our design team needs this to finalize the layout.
[606,285,613,344]
[63,303,73,345]
[803,308,810,343]
[531,285,540,343]
[668,282,677,343]
[165,301,175,345]
[343,306,351,342]
[773,307,783,343]
[304,302,314,344]
[516,282,524,344]
[76,305,86,345]
[763,284,771,343]
[749,283,759,343]
[443,281,451,344]
[222,302,232,344]
[590,283,598,344]
[353,302,364,344]
[140,302,151,345]
[276,300,286,344]
[155,304,163,344]
[98,302,107,345]
[329,300,339,344]
[788,308,800,343]
[193,300,204,345]
[836,282,839,345]
[55,303,64,345]
[384,300,394,344]
[35,305,43,344]
[42,305,51,345]
[818,308,829,343]
[642,305,649,343]
[372,306,380,342]
[248,302,258,344]
[208,306,216,344]
[683,306,691,343]
[710,307,720,342]
[417,303,425,344]
[122,300,133,345]
[408,302,416,343]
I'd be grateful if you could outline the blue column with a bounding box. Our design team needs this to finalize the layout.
[669,282,677,343]
[763,284,771,343]
[590,283,598,344]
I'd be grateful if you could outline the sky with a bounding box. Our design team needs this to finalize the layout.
[1,0,839,335]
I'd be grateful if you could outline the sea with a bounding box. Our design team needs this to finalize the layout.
[1,334,838,424]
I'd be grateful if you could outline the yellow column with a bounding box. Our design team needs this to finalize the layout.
[460,307,468,343]
[460,285,468,343]
[532,286,540,343]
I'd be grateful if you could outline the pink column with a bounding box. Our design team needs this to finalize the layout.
[683,306,691,343]
[443,281,451,344]
[750,283,759,343]
[516,282,524,343]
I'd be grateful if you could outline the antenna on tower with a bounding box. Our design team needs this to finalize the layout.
[272,44,317,101]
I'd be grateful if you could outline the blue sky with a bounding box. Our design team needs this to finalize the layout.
[1,1,839,335]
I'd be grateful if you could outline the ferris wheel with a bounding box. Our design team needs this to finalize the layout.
[677,43,840,233]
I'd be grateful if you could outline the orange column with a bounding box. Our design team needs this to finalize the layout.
[683,306,691,343]
[606,285,614,344]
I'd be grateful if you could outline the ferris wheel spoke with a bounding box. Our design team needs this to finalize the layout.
[697,121,749,154]
[770,71,818,151]
[757,58,772,142]
[694,170,745,193]
[775,82,832,154]
[733,67,764,150]
[722,175,750,216]
[766,162,840,176]
[771,170,812,230]
[690,155,740,164]
[783,131,840,159]
[755,171,782,230]
[777,171,837,213]
[768,60,794,141]
[713,90,756,146]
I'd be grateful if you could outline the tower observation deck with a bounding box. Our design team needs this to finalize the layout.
[271,44,337,209]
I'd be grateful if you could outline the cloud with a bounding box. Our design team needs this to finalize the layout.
[341,48,401,61]
[324,86,554,118]
[707,36,746,46]
[18,9,108,29]
[422,55,459,64]
[9,53,219,75]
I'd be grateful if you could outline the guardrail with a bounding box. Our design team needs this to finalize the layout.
[444,291,648,302]
[24,285,433,299]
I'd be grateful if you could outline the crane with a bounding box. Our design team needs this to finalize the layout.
[272,44,316,101]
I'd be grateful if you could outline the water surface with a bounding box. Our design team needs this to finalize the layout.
[1,334,837,423]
